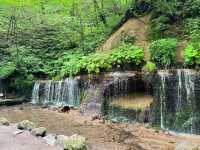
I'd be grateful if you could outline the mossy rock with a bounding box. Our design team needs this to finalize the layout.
[56,134,86,150]
[17,120,36,130]
[0,117,10,126]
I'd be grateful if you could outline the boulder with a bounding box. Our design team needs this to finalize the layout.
[17,120,36,130]
[31,127,47,137]
[56,134,86,150]
[58,106,71,113]
[0,117,10,126]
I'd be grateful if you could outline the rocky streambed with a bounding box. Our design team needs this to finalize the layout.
[0,104,200,150]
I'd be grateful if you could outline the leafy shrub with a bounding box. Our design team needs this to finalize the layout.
[56,44,144,77]
[82,53,111,74]
[149,38,177,68]
[184,44,200,67]
[143,61,156,73]
[109,44,144,68]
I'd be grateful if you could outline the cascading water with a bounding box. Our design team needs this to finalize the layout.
[156,69,200,134]
[107,73,130,122]
[31,81,40,104]
[105,72,153,123]
[157,70,169,129]
[31,79,80,107]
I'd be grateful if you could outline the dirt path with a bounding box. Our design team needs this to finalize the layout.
[0,125,60,150]
[0,105,200,150]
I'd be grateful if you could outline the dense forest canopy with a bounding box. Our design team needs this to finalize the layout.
[0,0,199,95]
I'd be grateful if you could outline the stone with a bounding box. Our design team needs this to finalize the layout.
[56,134,86,150]
[0,117,10,126]
[31,127,47,137]
[58,106,71,113]
[43,134,57,146]
[91,114,101,121]
[17,120,36,130]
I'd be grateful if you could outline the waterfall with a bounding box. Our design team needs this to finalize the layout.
[177,70,183,112]
[157,69,197,133]
[112,72,129,96]
[32,81,40,104]
[31,79,80,107]
[183,70,195,134]
[184,70,195,104]
[158,70,169,129]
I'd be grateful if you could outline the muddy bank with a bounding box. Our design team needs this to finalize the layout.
[0,105,200,150]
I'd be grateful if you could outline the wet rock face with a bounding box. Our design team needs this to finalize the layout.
[103,73,153,123]
[80,85,103,117]
[152,69,200,134]
[79,72,153,121]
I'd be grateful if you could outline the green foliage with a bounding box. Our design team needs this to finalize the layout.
[149,38,177,67]
[0,62,16,78]
[0,0,200,95]
[184,18,200,46]
[148,0,200,40]
[109,44,144,67]
[0,0,134,95]
[184,44,200,67]
[82,53,111,74]
[148,16,170,40]
[143,61,156,73]
[185,0,200,17]
[184,18,200,67]
[56,44,144,78]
